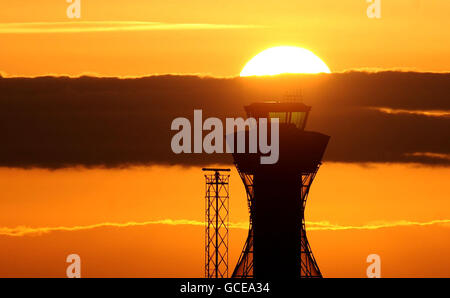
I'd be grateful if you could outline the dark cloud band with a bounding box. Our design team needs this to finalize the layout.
[0,72,449,168]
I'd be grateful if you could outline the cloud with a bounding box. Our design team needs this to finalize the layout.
[0,72,449,168]
[0,21,261,34]
[369,107,450,118]
[1,218,448,237]
[306,219,450,231]
[405,152,450,162]
[0,219,249,237]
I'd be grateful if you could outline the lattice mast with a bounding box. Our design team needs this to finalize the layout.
[203,168,230,278]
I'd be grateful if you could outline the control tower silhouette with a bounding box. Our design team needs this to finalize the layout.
[231,101,329,278]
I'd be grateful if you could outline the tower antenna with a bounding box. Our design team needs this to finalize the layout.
[283,88,304,103]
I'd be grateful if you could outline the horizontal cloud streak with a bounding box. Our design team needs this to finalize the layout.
[370,107,450,118]
[0,21,261,34]
[0,219,248,237]
[405,152,450,162]
[1,218,449,237]
[306,219,450,231]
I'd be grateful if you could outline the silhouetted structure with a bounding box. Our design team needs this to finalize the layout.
[232,102,330,278]
[203,168,230,278]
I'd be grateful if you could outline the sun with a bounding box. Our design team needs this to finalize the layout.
[240,46,331,76]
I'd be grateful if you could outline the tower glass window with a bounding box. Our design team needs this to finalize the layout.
[290,112,306,129]
[245,102,311,130]
[268,112,287,123]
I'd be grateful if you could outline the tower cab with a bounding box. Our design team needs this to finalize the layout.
[244,102,311,130]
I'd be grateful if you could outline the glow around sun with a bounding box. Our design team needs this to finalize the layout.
[240,46,331,76]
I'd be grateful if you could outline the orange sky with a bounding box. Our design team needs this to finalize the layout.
[1,0,449,278]
[0,164,449,277]
[1,0,450,76]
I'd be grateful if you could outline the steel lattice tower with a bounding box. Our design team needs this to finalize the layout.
[203,168,230,278]
[231,102,329,279]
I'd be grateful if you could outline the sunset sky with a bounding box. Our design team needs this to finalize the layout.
[1,0,450,76]
[0,0,449,278]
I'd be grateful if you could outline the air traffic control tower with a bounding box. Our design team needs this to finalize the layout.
[232,101,330,278]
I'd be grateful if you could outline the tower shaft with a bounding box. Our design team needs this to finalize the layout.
[252,174,302,278]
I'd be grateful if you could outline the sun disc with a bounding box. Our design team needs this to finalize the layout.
[240,46,331,76]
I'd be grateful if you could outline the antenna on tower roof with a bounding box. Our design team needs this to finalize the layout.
[283,89,303,103]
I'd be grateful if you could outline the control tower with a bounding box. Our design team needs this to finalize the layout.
[231,101,329,278]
